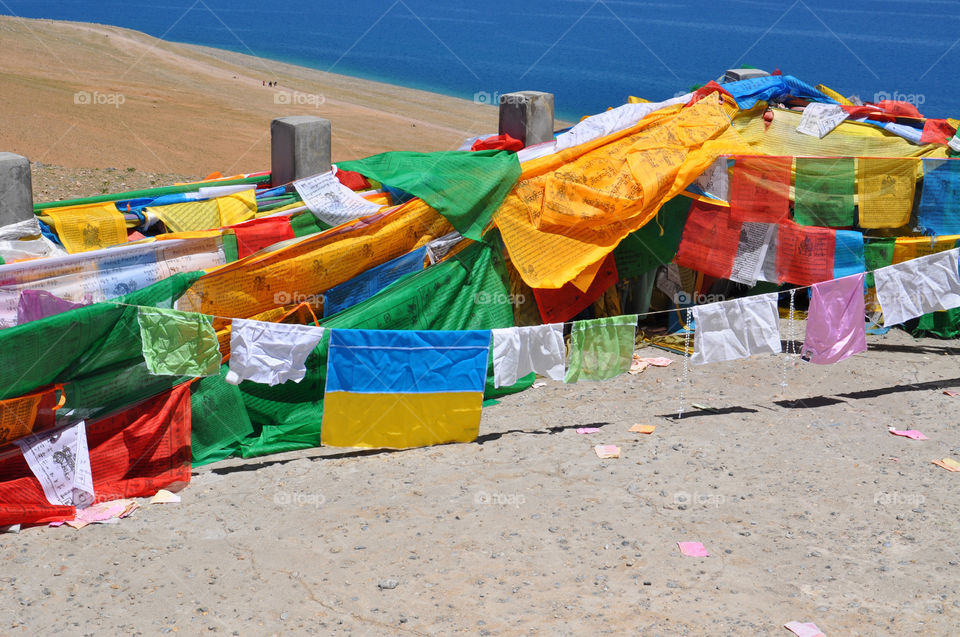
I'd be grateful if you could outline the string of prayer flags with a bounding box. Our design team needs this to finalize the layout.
[322,329,490,448]
[729,156,793,223]
[44,202,128,253]
[491,323,565,388]
[674,201,742,279]
[793,157,856,227]
[801,273,867,365]
[564,315,638,383]
[691,293,781,365]
[224,319,325,386]
[137,307,222,376]
[917,159,960,236]
[857,158,916,228]
[874,248,960,326]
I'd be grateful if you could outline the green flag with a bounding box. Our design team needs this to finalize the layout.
[864,237,896,288]
[565,315,638,383]
[793,157,855,227]
[613,196,692,279]
[137,307,221,377]
[337,150,521,241]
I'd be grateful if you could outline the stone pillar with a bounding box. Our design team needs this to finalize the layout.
[498,91,555,146]
[270,116,332,186]
[0,153,34,226]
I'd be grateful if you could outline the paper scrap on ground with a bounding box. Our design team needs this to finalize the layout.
[677,541,710,557]
[64,499,139,529]
[889,429,928,440]
[944,390,960,397]
[14,421,94,509]
[638,357,672,367]
[293,171,381,227]
[933,458,960,472]
[784,621,826,637]
[150,489,182,504]
[629,357,649,375]
[576,427,600,434]
[797,102,849,138]
[594,445,620,459]
[630,424,656,434]
[531,382,547,389]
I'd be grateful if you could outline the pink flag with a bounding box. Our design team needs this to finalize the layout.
[801,273,867,365]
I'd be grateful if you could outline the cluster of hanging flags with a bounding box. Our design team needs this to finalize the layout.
[2,70,960,527]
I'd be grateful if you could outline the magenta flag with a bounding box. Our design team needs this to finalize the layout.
[801,273,867,365]
[16,289,89,325]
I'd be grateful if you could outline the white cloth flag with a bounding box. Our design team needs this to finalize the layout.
[225,319,325,386]
[293,171,381,227]
[15,421,94,509]
[691,293,781,365]
[875,248,960,326]
[554,93,693,151]
[491,324,565,388]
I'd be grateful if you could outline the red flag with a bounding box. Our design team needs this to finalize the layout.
[471,134,524,152]
[776,220,835,286]
[674,201,742,279]
[872,100,923,119]
[920,119,957,145]
[533,254,618,323]
[88,382,193,501]
[729,156,793,223]
[232,217,296,259]
[0,383,192,526]
[334,168,371,191]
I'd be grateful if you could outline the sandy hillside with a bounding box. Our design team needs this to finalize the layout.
[0,15,505,176]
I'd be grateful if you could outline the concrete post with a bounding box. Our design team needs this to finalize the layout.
[498,91,555,146]
[0,153,34,226]
[270,116,332,186]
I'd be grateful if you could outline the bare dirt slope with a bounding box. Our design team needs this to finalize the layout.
[0,15,501,176]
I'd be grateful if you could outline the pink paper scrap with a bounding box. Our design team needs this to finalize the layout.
[784,620,825,637]
[889,429,928,440]
[677,541,709,557]
[576,427,600,434]
[639,357,673,367]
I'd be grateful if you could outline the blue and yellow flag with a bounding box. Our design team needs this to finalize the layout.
[322,329,490,448]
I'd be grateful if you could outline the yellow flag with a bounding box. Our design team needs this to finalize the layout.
[857,158,917,228]
[44,202,128,253]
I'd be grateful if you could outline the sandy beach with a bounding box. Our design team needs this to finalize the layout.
[1,15,959,637]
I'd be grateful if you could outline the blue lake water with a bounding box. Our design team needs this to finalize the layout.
[3,0,959,121]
